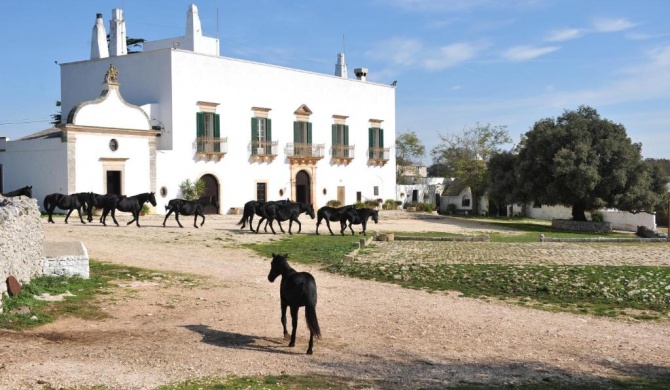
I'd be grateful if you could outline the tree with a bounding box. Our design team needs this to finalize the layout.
[516,105,667,221]
[431,123,512,215]
[179,178,205,200]
[427,163,450,178]
[50,100,61,126]
[395,131,425,183]
[487,151,521,215]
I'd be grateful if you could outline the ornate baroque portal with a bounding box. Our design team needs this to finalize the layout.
[290,166,314,205]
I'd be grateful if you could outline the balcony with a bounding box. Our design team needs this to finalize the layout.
[196,136,228,161]
[285,142,325,165]
[368,147,390,166]
[331,144,355,165]
[250,140,278,163]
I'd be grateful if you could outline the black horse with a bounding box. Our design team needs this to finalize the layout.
[163,196,219,228]
[268,253,321,355]
[257,201,315,235]
[340,207,379,236]
[43,193,86,224]
[82,192,108,223]
[238,199,290,233]
[315,204,357,235]
[1,185,32,198]
[100,192,157,227]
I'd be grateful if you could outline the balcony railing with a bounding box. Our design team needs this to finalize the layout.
[285,143,324,165]
[250,140,278,162]
[331,144,355,165]
[368,146,390,166]
[196,136,228,160]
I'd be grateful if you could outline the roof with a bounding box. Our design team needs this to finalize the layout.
[443,179,469,196]
[19,127,63,141]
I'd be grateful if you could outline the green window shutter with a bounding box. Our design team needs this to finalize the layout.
[331,125,337,157]
[293,121,300,143]
[379,128,384,147]
[213,114,221,152]
[251,117,259,153]
[196,112,205,152]
[307,122,312,144]
[266,119,272,155]
[344,125,349,157]
[368,127,374,159]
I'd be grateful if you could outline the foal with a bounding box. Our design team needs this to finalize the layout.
[267,253,321,354]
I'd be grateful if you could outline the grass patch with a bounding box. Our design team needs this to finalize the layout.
[154,374,669,390]
[327,262,670,319]
[158,374,371,389]
[0,260,192,331]
[243,234,362,265]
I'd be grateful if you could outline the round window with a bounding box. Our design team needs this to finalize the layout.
[160,186,168,198]
[109,139,119,151]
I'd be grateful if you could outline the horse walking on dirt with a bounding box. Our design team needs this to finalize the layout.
[100,192,157,227]
[238,199,290,233]
[43,193,87,224]
[267,253,321,355]
[340,207,379,236]
[315,204,357,235]
[257,201,315,235]
[1,185,32,198]
[163,196,219,228]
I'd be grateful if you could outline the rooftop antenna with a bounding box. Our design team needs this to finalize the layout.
[216,7,219,39]
[342,34,346,55]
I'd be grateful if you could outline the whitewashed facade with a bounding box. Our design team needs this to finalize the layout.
[0,5,396,214]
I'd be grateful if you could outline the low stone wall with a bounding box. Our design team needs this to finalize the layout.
[0,195,45,313]
[552,219,612,233]
[43,241,90,279]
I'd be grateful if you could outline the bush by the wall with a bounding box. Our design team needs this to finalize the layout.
[327,199,342,207]
[590,210,604,222]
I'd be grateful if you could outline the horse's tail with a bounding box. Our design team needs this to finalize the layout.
[304,277,321,339]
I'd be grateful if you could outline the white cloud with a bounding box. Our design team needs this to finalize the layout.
[592,18,636,33]
[502,45,559,61]
[367,39,481,70]
[546,28,584,42]
[450,85,462,91]
[423,43,479,69]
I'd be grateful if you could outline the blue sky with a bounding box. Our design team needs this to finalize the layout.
[1,1,668,162]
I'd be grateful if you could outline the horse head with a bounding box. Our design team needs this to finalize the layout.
[304,203,315,219]
[148,192,157,206]
[26,186,33,198]
[371,209,379,224]
[268,253,289,282]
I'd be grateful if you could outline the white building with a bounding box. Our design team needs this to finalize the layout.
[0,5,396,215]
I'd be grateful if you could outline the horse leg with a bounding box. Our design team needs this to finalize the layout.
[361,220,367,235]
[294,218,302,234]
[326,219,335,235]
[77,207,86,224]
[268,219,277,235]
[277,220,285,234]
[281,302,289,339]
[287,219,293,235]
[255,217,265,234]
[349,222,355,235]
[288,306,299,347]
[315,217,321,235]
[307,330,314,355]
[110,209,119,227]
[64,208,74,224]
[199,212,205,227]
[174,211,184,228]
[162,209,173,227]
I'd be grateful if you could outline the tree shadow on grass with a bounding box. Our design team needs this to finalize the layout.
[183,324,299,355]
[316,351,670,389]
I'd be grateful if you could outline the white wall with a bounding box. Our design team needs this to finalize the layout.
[0,138,67,209]
[523,204,656,232]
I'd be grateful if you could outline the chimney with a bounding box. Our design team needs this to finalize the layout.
[184,4,202,51]
[354,68,368,81]
[109,9,127,57]
[91,13,109,59]
[335,53,348,78]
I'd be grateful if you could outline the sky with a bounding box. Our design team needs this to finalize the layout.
[1,0,668,163]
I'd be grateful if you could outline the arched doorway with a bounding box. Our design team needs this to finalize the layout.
[295,170,311,204]
[199,173,219,214]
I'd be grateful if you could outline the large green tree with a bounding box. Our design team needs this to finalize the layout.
[431,123,512,215]
[517,105,667,221]
[487,151,521,214]
[395,130,425,183]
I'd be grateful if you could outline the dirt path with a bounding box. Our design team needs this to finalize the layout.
[1,212,669,389]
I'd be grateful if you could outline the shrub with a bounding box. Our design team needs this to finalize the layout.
[365,199,381,208]
[141,204,151,215]
[354,201,366,209]
[179,178,205,200]
[590,210,605,222]
[416,202,434,212]
[327,199,342,207]
[383,199,399,210]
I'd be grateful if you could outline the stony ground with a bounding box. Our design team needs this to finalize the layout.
[0,211,669,389]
